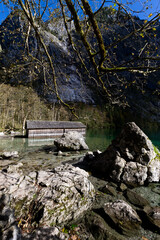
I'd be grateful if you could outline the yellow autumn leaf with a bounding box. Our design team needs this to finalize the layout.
[142,236,149,240]
[140,33,144,38]
[148,13,153,18]
[144,20,147,24]
[18,219,22,227]
[152,28,156,31]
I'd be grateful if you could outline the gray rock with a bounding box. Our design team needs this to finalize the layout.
[0,164,95,226]
[144,206,160,230]
[126,189,150,208]
[54,131,89,151]
[104,200,142,235]
[115,122,156,165]
[57,150,63,156]
[7,162,23,173]
[22,227,67,240]
[119,183,128,192]
[89,122,159,185]
[76,211,125,240]
[99,184,117,197]
[0,193,21,240]
[147,157,160,182]
[0,151,19,159]
[132,184,160,207]
[110,156,126,182]
[122,162,148,186]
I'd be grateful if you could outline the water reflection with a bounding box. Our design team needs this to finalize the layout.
[0,128,159,153]
[85,129,118,151]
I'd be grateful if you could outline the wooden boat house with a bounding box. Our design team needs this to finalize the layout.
[25,120,86,138]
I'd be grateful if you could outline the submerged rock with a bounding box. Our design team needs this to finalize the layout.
[0,151,19,159]
[126,189,150,208]
[0,164,95,227]
[87,122,160,185]
[54,131,89,151]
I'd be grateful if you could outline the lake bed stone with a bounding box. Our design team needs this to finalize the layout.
[126,189,150,208]
[0,151,19,159]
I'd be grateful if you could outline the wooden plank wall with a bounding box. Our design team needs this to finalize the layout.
[27,128,86,138]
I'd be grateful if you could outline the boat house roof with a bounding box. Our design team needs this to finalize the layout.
[25,120,86,129]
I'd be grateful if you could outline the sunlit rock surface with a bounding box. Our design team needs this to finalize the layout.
[0,164,95,227]
[86,122,160,185]
[104,200,142,235]
[54,131,89,151]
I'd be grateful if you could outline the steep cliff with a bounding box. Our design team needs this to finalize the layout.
[0,8,160,125]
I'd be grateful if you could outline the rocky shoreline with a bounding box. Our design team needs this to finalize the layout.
[0,122,160,240]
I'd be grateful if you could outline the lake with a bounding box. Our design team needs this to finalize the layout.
[0,128,160,153]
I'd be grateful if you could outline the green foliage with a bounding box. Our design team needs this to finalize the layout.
[153,145,160,157]
[0,84,53,130]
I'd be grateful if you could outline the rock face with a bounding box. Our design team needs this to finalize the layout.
[0,9,160,124]
[87,122,160,185]
[0,164,95,227]
[104,200,142,235]
[54,131,89,151]
[0,10,95,105]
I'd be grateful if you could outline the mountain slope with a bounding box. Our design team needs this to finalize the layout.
[0,8,160,124]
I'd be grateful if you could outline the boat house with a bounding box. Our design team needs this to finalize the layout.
[25,120,86,138]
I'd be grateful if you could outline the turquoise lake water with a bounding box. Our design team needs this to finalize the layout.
[0,128,160,153]
[86,128,160,151]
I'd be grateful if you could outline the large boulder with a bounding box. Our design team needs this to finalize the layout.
[0,164,95,227]
[54,131,89,151]
[86,122,160,185]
